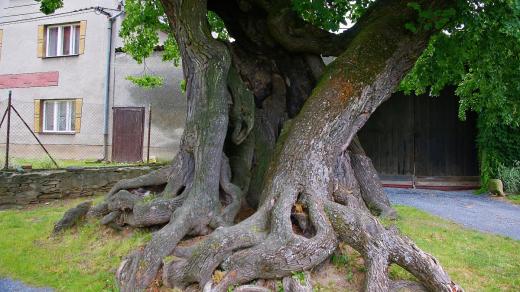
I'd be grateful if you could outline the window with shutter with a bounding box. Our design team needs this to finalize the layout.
[34,99,41,133]
[75,98,83,133]
[35,99,82,134]
[45,23,82,57]
[37,25,45,58]
[79,20,86,55]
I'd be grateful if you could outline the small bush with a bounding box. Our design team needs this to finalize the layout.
[498,161,520,193]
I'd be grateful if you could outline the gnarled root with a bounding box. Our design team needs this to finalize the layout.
[115,151,249,290]
[323,198,463,292]
[87,151,194,229]
[158,188,461,292]
[52,201,92,234]
[349,136,397,219]
[164,188,337,292]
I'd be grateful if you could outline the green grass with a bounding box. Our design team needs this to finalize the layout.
[0,202,519,291]
[389,205,520,291]
[507,194,520,205]
[0,197,151,291]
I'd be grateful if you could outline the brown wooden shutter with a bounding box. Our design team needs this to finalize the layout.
[34,99,41,133]
[79,21,87,55]
[37,25,45,58]
[0,29,3,61]
[74,98,83,133]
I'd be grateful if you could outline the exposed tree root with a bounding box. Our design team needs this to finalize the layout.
[349,136,397,219]
[147,187,460,292]
[52,201,92,234]
[323,197,462,292]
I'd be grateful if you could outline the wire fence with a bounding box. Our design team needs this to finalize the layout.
[0,91,172,171]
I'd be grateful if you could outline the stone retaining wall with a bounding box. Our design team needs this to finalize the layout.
[0,166,157,209]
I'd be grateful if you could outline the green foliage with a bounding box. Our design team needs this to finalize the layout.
[497,161,520,193]
[276,280,284,292]
[125,74,164,89]
[119,0,169,64]
[180,79,187,93]
[291,0,374,31]
[36,0,63,14]
[477,119,520,190]
[331,253,349,268]
[291,271,306,285]
[162,34,181,66]
[404,2,457,33]
[207,11,230,41]
[401,1,520,185]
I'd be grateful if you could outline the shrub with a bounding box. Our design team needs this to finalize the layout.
[497,161,520,193]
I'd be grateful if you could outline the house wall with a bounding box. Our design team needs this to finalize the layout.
[111,51,186,160]
[0,0,185,163]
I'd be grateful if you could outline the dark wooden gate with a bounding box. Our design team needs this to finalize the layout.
[112,107,145,162]
[358,89,479,177]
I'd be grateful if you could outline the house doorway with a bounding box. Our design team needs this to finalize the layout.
[112,107,145,162]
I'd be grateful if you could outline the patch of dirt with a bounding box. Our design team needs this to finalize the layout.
[311,244,365,291]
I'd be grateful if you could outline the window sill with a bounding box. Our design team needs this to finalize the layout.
[43,54,80,59]
[40,131,76,135]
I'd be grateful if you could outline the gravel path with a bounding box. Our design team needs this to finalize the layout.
[0,278,52,292]
[386,188,520,240]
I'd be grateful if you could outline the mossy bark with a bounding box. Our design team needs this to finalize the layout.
[55,0,463,291]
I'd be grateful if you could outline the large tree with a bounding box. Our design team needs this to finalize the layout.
[43,0,518,291]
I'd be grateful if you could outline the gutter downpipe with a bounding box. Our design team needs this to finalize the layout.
[101,8,124,161]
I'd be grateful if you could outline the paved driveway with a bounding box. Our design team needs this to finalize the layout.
[0,278,52,292]
[386,188,520,240]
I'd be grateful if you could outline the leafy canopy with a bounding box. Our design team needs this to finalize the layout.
[401,0,520,128]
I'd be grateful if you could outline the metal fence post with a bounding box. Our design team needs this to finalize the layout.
[147,104,152,163]
[4,91,12,170]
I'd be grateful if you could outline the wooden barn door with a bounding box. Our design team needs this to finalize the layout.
[413,91,478,177]
[358,89,479,177]
[112,107,145,162]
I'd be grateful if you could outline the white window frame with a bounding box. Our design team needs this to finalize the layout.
[42,100,75,133]
[46,23,80,57]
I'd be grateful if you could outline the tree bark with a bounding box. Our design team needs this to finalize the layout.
[55,0,463,291]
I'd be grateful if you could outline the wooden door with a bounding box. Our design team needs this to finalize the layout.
[112,107,145,162]
[358,89,478,177]
[412,90,478,176]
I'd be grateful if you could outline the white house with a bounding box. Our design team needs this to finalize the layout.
[0,0,185,163]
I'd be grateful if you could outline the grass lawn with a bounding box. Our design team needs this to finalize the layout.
[0,197,151,291]
[0,200,519,291]
[389,206,520,291]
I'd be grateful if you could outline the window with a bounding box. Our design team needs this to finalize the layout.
[42,100,76,132]
[46,24,81,57]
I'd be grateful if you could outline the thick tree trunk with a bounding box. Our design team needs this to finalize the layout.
[177,2,462,291]
[54,0,463,291]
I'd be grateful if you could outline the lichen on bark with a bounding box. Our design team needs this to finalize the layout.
[54,0,463,291]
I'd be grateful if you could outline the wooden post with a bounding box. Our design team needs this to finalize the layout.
[4,91,11,170]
